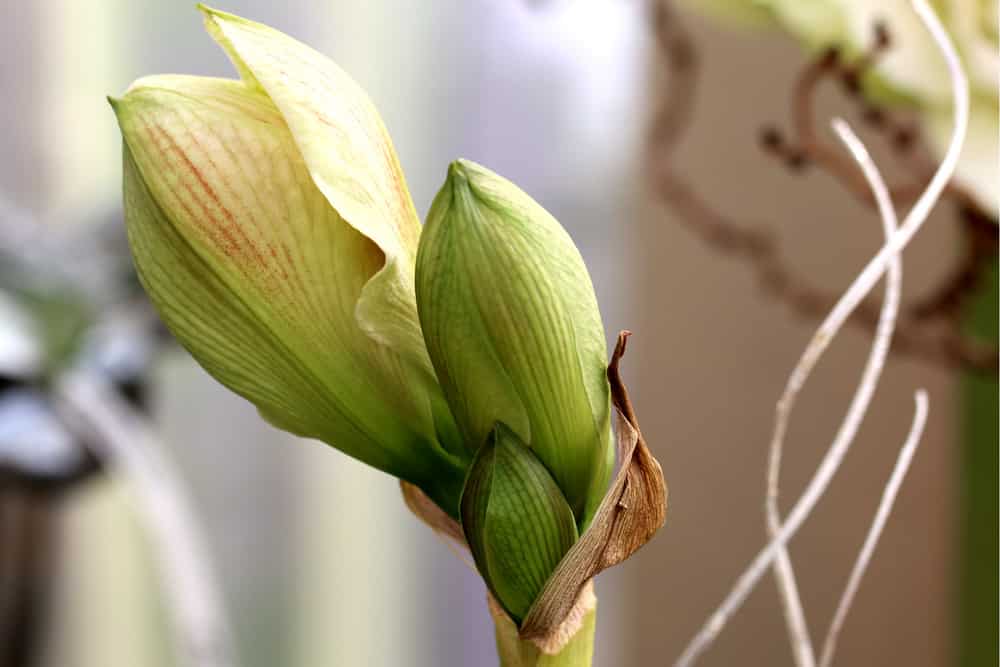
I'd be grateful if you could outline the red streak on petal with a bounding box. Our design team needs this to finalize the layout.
[143,123,239,259]
[279,242,311,299]
[268,242,289,282]
[178,123,269,273]
[145,119,290,300]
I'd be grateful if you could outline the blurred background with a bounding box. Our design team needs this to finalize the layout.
[0,1,995,666]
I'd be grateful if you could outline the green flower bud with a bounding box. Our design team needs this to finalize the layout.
[461,423,578,623]
[110,6,465,513]
[416,160,615,526]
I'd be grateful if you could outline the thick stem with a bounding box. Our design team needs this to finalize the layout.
[489,587,597,667]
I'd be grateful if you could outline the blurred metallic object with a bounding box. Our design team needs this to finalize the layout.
[0,200,233,667]
[0,216,147,495]
[0,233,100,667]
[0,489,57,667]
[0,194,139,310]
[55,373,236,667]
[0,390,96,491]
[0,294,43,381]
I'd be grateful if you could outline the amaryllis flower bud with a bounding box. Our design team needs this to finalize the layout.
[416,159,615,526]
[461,423,578,623]
[111,7,668,665]
[111,6,466,513]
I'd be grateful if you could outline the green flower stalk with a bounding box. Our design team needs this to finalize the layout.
[111,6,666,665]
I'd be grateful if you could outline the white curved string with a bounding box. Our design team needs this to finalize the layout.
[673,1,968,663]
[819,396,927,666]
[763,112,903,667]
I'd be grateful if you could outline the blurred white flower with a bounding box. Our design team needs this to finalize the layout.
[684,0,999,216]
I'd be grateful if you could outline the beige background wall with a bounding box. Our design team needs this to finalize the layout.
[626,7,958,665]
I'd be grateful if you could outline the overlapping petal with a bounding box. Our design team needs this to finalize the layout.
[461,424,578,623]
[417,160,614,524]
[198,6,437,374]
[113,74,464,511]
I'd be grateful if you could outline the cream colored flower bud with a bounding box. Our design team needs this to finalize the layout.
[111,6,465,513]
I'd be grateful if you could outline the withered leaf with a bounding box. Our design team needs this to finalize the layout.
[400,480,466,546]
[518,330,667,645]
[490,581,597,662]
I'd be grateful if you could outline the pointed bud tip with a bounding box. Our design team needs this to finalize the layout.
[107,95,128,123]
[197,3,225,32]
[196,3,252,29]
[450,157,501,184]
[444,159,495,206]
[448,159,491,194]
[447,159,469,186]
[442,160,477,211]
[106,89,150,128]
[196,3,237,33]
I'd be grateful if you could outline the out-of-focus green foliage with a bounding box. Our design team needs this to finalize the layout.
[959,258,998,667]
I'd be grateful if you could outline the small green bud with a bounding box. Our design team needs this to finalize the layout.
[417,160,615,525]
[461,423,578,623]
